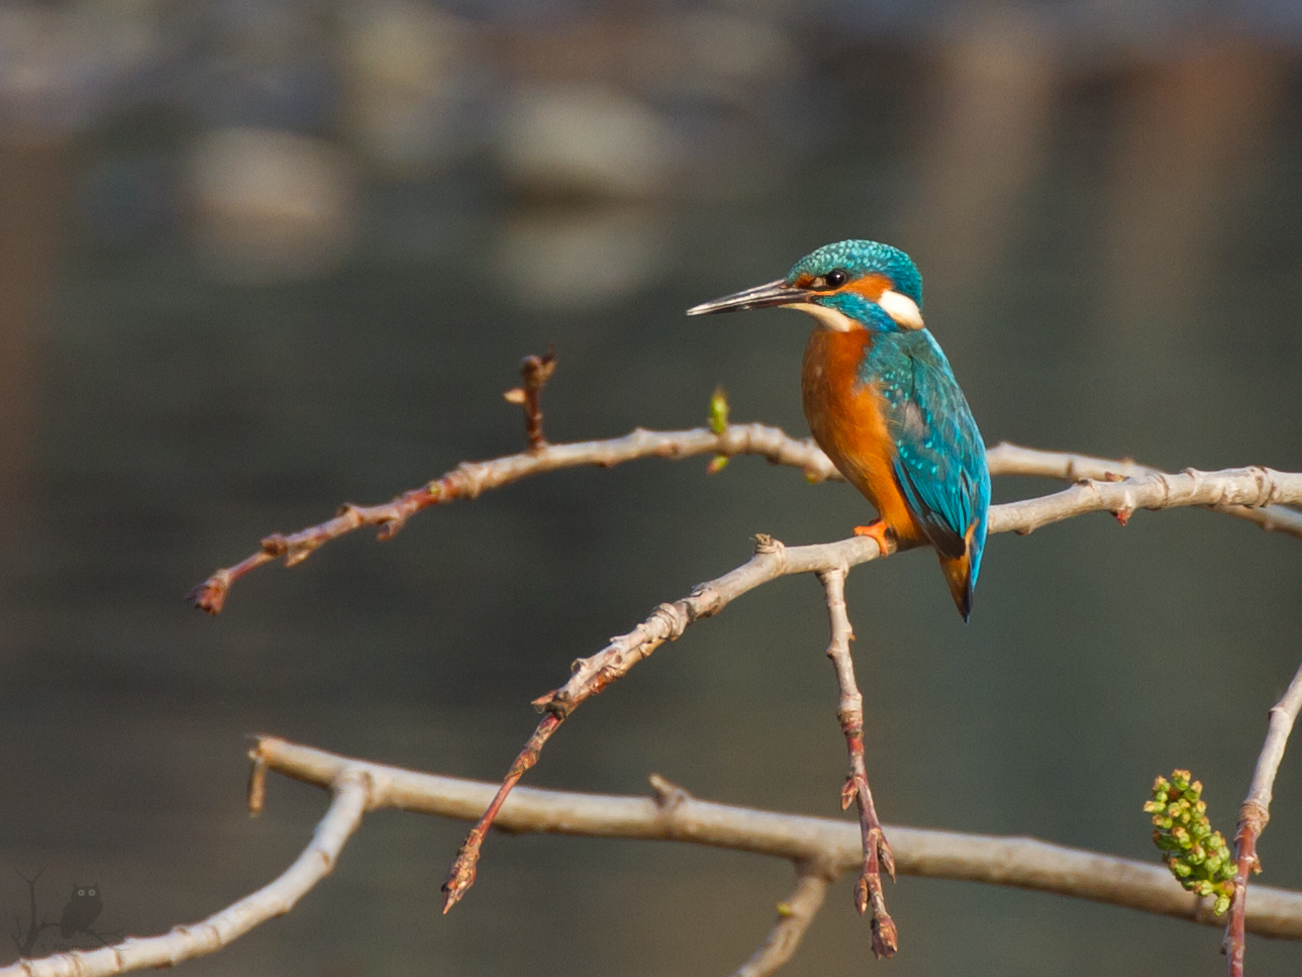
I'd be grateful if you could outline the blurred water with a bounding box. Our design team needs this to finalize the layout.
[1,8,1302,977]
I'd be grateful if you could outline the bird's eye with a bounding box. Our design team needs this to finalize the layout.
[825,269,848,288]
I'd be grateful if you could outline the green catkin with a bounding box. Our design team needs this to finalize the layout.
[1144,770,1236,915]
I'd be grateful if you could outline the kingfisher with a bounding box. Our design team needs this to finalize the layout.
[688,240,991,621]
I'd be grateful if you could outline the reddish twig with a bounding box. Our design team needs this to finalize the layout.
[1225,659,1302,976]
[441,713,563,911]
[502,346,556,451]
[186,422,840,614]
[439,531,886,910]
[183,484,445,614]
[818,564,897,958]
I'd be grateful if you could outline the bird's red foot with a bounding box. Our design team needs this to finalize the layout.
[853,521,894,556]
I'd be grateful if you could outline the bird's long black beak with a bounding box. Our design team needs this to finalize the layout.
[686,279,807,316]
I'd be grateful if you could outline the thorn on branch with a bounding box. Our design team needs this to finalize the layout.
[649,773,691,809]
[503,346,557,451]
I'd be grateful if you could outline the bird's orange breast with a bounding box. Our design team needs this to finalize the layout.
[801,328,926,545]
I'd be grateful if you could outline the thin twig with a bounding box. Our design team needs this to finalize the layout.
[442,714,562,911]
[817,565,896,957]
[439,530,884,909]
[186,426,1302,613]
[502,346,557,451]
[1226,659,1302,976]
[0,772,369,977]
[730,867,832,977]
[186,423,838,613]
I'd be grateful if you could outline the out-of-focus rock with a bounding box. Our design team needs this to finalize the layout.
[341,2,485,176]
[0,0,160,136]
[496,84,683,199]
[495,206,668,311]
[186,127,357,283]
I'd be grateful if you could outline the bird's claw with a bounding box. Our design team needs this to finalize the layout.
[853,521,894,556]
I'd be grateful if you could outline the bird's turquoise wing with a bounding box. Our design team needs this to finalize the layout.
[865,332,990,563]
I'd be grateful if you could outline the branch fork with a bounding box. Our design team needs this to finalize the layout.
[1224,661,1302,976]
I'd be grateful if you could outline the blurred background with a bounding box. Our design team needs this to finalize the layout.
[1,0,1302,974]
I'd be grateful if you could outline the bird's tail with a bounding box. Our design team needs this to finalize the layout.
[938,518,984,623]
[939,551,973,622]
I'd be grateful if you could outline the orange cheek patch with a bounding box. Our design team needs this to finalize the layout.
[843,273,892,301]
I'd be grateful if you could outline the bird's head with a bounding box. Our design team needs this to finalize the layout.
[687,239,924,333]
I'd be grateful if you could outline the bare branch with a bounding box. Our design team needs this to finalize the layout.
[11,711,1300,977]
[989,466,1302,536]
[26,734,1297,977]
[1226,659,1302,976]
[441,461,1302,908]
[730,868,832,977]
[817,566,896,957]
[186,422,837,613]
[186,424,1302,614]
[986,443,1302,537]
[255,737,1302,938]
[0,772,369,977]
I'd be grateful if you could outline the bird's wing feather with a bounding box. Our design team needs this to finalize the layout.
[867,332,988,558]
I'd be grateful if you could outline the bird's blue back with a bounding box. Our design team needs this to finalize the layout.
[862,329,990,589]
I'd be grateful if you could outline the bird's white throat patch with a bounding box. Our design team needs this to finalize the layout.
[785,302,856,332]
[786,290,925,332]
